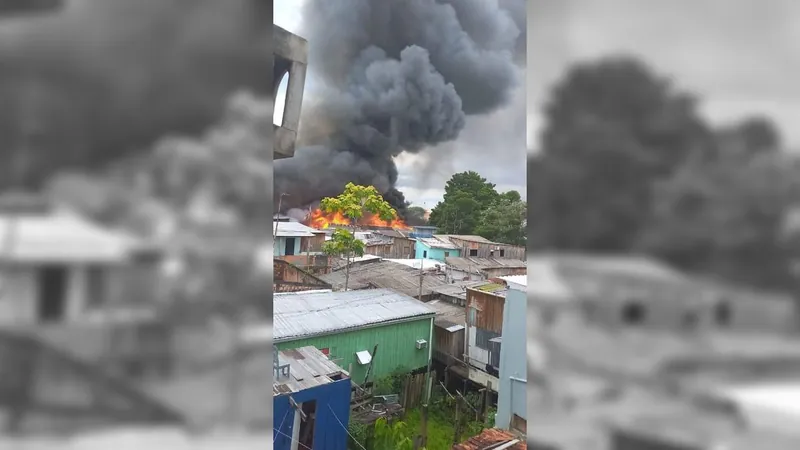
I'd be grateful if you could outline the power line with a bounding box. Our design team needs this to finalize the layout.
[327,403,367,450]
[273,408,291,444]
[273,427,312,450]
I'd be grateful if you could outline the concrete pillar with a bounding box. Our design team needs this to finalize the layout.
[273,26,308,160]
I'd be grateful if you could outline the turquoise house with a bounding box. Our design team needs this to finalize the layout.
[415,236,461,262]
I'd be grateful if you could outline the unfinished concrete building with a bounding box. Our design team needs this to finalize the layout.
[273,25,308,159]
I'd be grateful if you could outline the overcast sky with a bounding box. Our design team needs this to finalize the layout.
[274,1,527,209]
[529,0,800,151]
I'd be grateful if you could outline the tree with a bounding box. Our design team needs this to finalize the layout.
[321,228,365,290]
[475,194,526,246]
[320,182,397,224]
[429,171,499,235]
[530,55,713,251]
[638,149,800,289]
[715,115,782,157]
[319,182,396,290]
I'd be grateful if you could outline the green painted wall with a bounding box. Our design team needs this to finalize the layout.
[276,317,434,383]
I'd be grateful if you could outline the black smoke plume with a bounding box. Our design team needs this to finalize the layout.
[0,0,272,190]
[274,0,525,215]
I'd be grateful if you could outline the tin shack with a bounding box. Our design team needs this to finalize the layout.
[273,289,436,382]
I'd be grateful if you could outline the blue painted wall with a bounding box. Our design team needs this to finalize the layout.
[409,226,437,238]
[495,285,527,429]
[414,240,460,262]
[273,377,352,450]
[274,236,303,256]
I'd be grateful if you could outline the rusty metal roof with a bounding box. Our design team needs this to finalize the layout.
[452,428,526,450]
[445,257,526,272]
[436,234,495,244]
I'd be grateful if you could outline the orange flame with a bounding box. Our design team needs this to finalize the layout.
[305,209,411,230]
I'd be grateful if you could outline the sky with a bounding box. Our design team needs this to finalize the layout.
[529,0,800,151]
[274,1,527,209]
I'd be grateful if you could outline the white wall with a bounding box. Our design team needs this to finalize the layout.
[0,266,36,323]
[496,286,528,430]
[467,325,490,367]
[0,264,119,324]
[449,268,483,282]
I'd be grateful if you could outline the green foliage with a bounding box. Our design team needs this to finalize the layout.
[639,150,800,288]
[430,172,499,234]
[320,182,397,223]
[372,418,415,450]
[348,421,370,450]
[531,56,711,251]
[529,54,800,291]
[372,370,407,396]
[429,171,525,244]
[474,191,526,246]
[322,228,366,258]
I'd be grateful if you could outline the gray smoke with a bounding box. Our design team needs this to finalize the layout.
[0,0,271,190]
[274,0,524,212]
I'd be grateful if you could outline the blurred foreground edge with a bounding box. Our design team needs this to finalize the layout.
[0,0,64,16]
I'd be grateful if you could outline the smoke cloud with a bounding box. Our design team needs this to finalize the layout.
[274,0,525,214]
[0,0,271,189]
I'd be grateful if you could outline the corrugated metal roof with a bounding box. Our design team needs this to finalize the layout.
[273,221,322,237]
[425,299,466,327]
[319,259,453,298]
[0,208,144,263]
[445,257,526,271]
[527,257,573,300]
[435,234,495,244]
[500,275,528,288]
[429,280,488,300]
[385,258,444,270]
[375,229,413,239]
[273,346,348,396]
[274,288,436,341]
[418,237,459,249]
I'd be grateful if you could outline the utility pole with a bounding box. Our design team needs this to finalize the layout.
[274,193,289,236]
[418,259,424,300]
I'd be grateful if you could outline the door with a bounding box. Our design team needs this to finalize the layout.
[284,237,296,256]
[37,265,68,322]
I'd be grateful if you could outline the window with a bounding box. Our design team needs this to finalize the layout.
[621,300,646,325]
[499,249,505,257]
[715,300,732,327]
[423,250,427,258]
[86,265,106,308]
[469,249,478,256]
[511,414,527,434]
[37,265,68,323]
[475,328,500,350]
[444,251,449,257]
